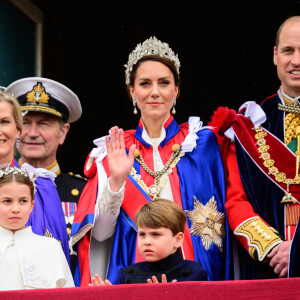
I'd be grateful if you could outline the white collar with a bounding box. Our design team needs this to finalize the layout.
[142,126,166,147]
[141,119,167,147]
[280,87,300,106]
[0,225,32,237]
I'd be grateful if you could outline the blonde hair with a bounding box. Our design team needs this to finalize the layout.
[0,91,22,133]
[135,199,187,236]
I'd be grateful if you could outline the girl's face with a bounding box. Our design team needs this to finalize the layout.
[0,101,20,164]
[0,182,34,233]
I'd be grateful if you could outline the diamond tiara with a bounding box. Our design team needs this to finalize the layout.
[124,36,180,85]
[0,166,37,195]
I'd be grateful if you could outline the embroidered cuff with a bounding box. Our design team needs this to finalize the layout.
[234,217,282,261]
[97,179,125,215]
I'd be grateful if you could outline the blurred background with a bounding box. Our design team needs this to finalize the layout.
[1,0,300,174]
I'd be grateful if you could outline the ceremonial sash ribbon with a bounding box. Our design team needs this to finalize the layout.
[228,113,300,203]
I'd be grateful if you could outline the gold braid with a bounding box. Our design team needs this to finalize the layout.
[283,96,300,145]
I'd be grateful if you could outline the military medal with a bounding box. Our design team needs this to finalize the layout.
[185,196,225,252]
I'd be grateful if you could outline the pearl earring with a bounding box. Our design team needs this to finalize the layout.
[172,97,176,114]
[133,98,138,115]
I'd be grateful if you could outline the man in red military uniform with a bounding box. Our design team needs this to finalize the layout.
[217,16,300,279]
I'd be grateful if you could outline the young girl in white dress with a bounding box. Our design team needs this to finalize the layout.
[0,166,74,290]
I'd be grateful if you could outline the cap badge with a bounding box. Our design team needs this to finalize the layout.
[26,82,50,104]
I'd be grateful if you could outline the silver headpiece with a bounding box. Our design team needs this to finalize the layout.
[0,166,37,195]
[124,36,180,85]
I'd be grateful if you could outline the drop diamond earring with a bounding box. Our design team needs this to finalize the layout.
[133,98,138,115]
[172,97,177,114]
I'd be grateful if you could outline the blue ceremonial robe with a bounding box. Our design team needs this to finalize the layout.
[106,117,231,283]
[72,116,231,285]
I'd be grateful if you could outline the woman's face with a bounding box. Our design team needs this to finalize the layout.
[0,101,20,164]
[130,61,178,122]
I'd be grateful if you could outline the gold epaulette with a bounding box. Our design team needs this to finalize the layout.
[234,217,282,261]
[68,172,88,181]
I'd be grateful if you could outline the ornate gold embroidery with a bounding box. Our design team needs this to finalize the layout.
[185,196,225,252]
[26,82,50,104]
[21,105,62,118]
[235,217,282,261]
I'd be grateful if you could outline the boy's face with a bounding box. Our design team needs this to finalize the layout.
[0,182,34,233]
[137,226,183,262]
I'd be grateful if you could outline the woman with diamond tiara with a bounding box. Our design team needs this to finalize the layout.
[0,166,74,290]
[71,37,231,285]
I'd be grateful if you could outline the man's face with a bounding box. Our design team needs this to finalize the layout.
[19,112,70,167]
[274,20,300,97]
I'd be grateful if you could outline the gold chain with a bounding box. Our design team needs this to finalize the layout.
[254,126,300,184]
[135,149,181,179]
[130,146,184,199]
[254,126,300,203]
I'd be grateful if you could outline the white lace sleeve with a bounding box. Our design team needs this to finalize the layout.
[92,179,125,242]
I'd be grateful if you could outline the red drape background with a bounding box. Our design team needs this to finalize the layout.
[1,278,299,300]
